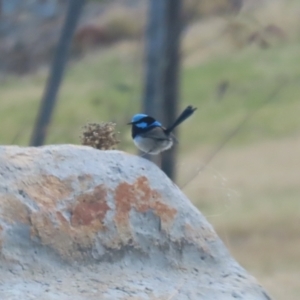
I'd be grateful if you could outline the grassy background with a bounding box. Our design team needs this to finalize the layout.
[1,1,300,299]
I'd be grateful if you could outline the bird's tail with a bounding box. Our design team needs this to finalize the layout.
[165,106,197,134]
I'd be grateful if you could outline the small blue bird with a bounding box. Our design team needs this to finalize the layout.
[128,106,197,155]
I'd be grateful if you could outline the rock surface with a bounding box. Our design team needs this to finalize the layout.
[0,145,271,300]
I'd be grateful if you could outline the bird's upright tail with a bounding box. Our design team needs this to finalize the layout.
[165,106,197,134]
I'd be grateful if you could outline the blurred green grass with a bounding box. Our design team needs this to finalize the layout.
[182,43,300,147]
[1,40,300,148]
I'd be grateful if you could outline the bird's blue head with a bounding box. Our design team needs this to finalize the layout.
[128,114,161,129]
[128,113,162,138]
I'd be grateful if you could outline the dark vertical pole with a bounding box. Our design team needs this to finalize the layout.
[143,0,167,120]
[30,0,85,146]
[142,0,168,164]
[143,0,182,180]
[161,0,182,180]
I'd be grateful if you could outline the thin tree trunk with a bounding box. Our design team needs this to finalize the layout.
[143,0,182,180]
[30,0,85,146]
[143,0,168,121]
[142,0,168,164]
[161,0,182,180]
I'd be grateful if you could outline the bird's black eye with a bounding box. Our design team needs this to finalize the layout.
[135,116,156,125]
[143,116,156,124]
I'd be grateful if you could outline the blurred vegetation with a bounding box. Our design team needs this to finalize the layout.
[1,39,299,148]
[0,1,300,299]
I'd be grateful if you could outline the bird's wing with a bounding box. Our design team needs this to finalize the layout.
[139,127,171,141]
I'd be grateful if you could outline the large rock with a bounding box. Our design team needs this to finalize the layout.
[0,145,271,300]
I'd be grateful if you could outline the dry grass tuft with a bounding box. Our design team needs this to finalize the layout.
[80,122,119,150]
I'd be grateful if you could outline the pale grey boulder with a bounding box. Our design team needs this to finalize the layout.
[0,145,271,300]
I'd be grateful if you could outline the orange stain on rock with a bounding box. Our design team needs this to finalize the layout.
[0,194,30,225]
[71,185,109,227]
[20,175,73,209]
[114,176,177,230]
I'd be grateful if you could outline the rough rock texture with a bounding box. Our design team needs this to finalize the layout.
[0,145,271,300]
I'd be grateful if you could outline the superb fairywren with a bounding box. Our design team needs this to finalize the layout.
[128,106,197,155]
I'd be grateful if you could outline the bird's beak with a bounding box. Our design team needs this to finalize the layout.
[127,122,133,125]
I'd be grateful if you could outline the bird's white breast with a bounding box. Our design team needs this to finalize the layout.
[133,135,173,154]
